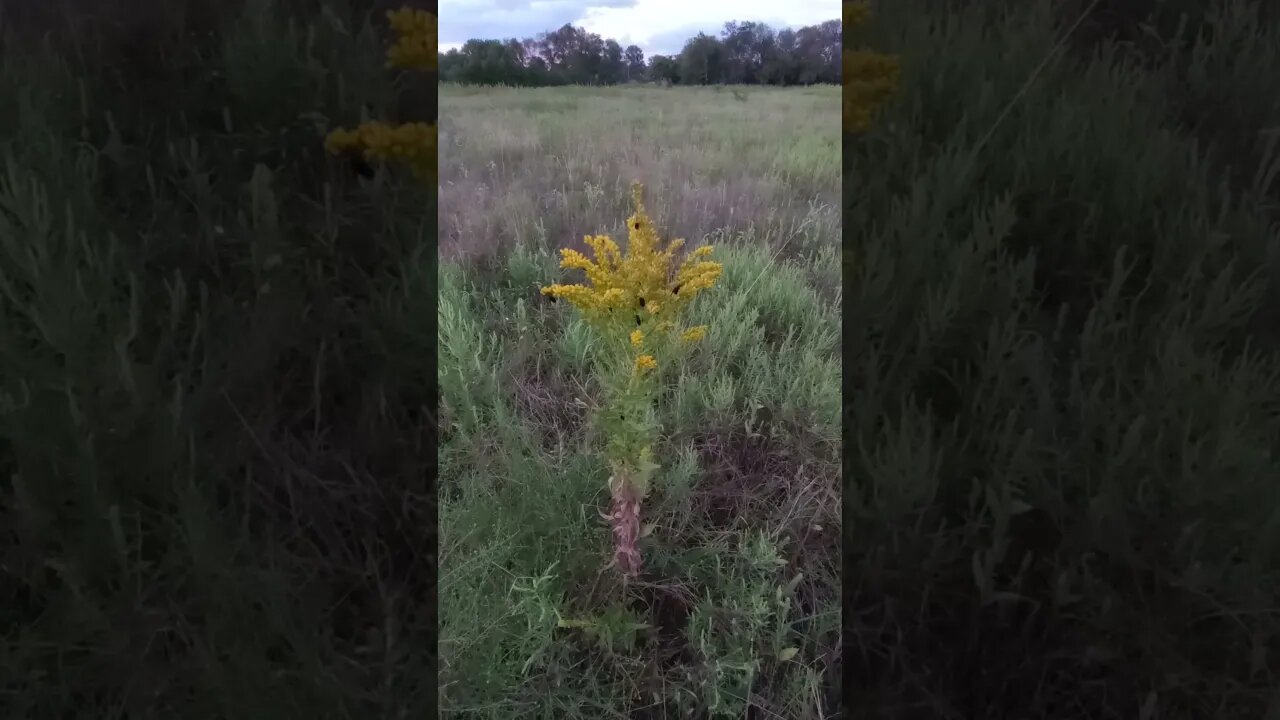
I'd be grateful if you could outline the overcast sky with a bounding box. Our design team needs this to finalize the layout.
[438,0,839,58]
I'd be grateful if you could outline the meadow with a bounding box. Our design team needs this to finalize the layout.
[438,83,843,718]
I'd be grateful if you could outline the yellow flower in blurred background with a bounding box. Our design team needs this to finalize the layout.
[844,1,899,133]
[325,120,436,181]
[324,7,437,181]
[386,7,438,71]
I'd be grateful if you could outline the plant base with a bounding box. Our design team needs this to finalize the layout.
[603,473,643,576]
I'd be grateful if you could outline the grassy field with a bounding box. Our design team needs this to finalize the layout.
[438,83,843,718]
[850,0,1280,717]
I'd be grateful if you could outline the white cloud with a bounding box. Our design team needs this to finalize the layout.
[577,0,838,55]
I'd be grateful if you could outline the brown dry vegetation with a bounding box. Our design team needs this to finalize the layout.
[438,84,840,264]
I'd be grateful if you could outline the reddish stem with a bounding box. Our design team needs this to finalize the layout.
[602,473,643,576]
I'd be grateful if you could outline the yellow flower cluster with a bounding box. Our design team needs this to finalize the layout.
[386,7,437,71]
[844,1,899,133]
[541,183,722,374]
[325,121,437,181]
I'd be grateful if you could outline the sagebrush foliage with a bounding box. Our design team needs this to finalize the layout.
[847,0,1280,716]
[0,1,438,716]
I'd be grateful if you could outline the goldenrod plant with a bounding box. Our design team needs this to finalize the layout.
[324,6,437,180]
[541,183,722,575]
[843,1,899,133]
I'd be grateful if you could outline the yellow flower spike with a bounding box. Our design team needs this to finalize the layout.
[630,329,644,348]
[601,288,627,308]
[681,326,707,343]
[585,234,623,271]
[542,182,719,341]
[674,259,724,298]
[559,248,593,271]
[541,283,600,312]
[635,355,657,374]
[578,241,615,287]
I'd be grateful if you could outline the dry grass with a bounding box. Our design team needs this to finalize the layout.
[438,84,840,263]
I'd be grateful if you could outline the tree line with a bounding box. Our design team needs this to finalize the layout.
[438,19,842,86]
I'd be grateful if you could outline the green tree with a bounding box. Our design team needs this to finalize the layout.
[624,44,645,82]
[677,33,725,85]
[648,54,678,84]
[794,20,841,84]
[455,38,523,85]
[760,28,798,84]
[720,21,774,84]
[602,39,625,84]
[439,16,844,88]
